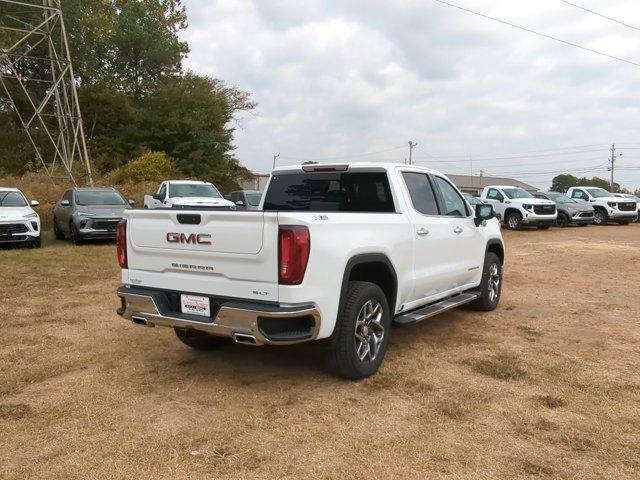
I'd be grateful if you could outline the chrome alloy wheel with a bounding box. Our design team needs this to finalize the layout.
[354,300,385,363]
[488,263,501,302]
[508,215,519,229]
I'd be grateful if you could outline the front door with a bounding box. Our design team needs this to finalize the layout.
[399,170,458,305]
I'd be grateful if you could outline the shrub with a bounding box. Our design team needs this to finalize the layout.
[110,151,174,184]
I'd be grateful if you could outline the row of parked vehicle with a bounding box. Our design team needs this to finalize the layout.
[1,176,638,249]
[0,181,264,248]
[463,185,639,230]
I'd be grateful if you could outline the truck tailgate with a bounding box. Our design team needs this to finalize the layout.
[123,209,279,302]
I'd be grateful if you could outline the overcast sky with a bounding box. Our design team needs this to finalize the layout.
[181,0,640,191]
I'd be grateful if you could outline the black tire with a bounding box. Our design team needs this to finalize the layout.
[326,281,391,380]
[537,225,550,230]
[70,222,83,245]
[505,211,522,230]
[578,223,589,227]
[618,221,630,225]
[470,252,502,312]
[593,209,607,225]
[53,217,64,239]
[556,213,569,228]
[31,236,42,248]
[174,328,227,350]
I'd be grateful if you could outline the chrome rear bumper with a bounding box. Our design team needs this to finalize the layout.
[116,286,321,346]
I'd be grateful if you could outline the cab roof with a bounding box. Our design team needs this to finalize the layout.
[272,162,442,175]
[0,187,21,192]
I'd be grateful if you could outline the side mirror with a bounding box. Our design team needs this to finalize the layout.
[152,193,164,201]
[128,199,135,206]
[60,199,70,207]
[235,200,245,206]
[475,203,494,226]
[30,200,39,207]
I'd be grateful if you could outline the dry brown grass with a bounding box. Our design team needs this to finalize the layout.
[1,225,640,479]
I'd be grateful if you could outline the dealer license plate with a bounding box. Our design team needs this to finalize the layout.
[180,294,210,317]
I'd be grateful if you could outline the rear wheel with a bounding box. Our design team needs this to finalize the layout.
[593,209,607,225]
[53,217,64,239]
[537,225,550,230]
[470,253,502,311]
[174,328,227,350]
[506,211,522,230]
[326,281,391,380]
[556,212,569,228]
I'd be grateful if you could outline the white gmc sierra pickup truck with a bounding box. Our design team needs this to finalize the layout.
[143,180,235,209]
[566,186,638,225]
[116,163,505,379]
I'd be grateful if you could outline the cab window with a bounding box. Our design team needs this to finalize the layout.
[487,188,503,201]
[157,184,167,199]
[401,172,439,215]
[571,189,587,200]
[433,176,469,217]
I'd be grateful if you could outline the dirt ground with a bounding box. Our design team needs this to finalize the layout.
[1,225,639,479]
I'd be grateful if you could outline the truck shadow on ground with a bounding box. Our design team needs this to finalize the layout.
[129,309,487,386]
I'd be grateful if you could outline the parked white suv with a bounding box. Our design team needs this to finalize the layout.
[0,187,41,248]
[481,185,557,230]
[115,163,505,379]
[143,180,235,209]
[566,186,638,225]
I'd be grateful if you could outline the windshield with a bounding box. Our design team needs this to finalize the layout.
[548,194,574,204]
[0,191,27,207]
[586,188,611,198]
[246,192,262,206]
[503,188,533,199]
[169,183,222,199]
[76,190,127,206]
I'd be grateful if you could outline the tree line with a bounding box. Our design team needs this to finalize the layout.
[0,0,255,191]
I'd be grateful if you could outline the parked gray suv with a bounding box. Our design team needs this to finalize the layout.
[53,187,133,244]
[532,191,594,227]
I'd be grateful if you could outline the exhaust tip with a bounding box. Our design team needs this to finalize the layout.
[233,333,258,346]
[131,316,150,327]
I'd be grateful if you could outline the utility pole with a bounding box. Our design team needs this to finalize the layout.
[608,143,622,192]
[407,141,417,165]
[272,153,280,170]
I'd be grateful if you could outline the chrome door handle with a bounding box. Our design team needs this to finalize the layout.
[417,228,429,236]
[453,226,463,234]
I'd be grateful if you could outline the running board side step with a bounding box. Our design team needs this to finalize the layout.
[393,292,480,325]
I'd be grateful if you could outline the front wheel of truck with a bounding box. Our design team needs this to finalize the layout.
[174,328,227,350]
[470,252,502,312]
[326,281,391,380]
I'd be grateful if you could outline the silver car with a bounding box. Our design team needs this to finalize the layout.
[225,190,263,210]
[53,187,133,244]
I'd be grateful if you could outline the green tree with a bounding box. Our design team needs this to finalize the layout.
[550,174,579,193]
[111,150,175,184]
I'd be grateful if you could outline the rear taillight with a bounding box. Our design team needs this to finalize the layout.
[278,226,310,285]
[116,219,128,268]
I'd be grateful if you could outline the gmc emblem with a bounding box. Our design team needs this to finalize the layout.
[166,232,212,245]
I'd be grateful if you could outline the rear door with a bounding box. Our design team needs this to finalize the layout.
[124,209,279,302]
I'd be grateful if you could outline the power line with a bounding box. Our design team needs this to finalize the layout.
[414,148,609,163]
[432,0,640,68]
[280,145,405,162]
[558,0,640,32]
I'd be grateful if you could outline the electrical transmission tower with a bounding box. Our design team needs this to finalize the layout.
[0,0,92,185]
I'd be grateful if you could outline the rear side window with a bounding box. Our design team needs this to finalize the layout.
[263,172,395,212]
[402,172,439,215]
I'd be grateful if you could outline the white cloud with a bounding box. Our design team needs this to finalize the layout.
[181,0,640,190]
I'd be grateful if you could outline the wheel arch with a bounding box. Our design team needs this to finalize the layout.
[486,239,505,266]
[340,254,398,312]
[503,207,522,221]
